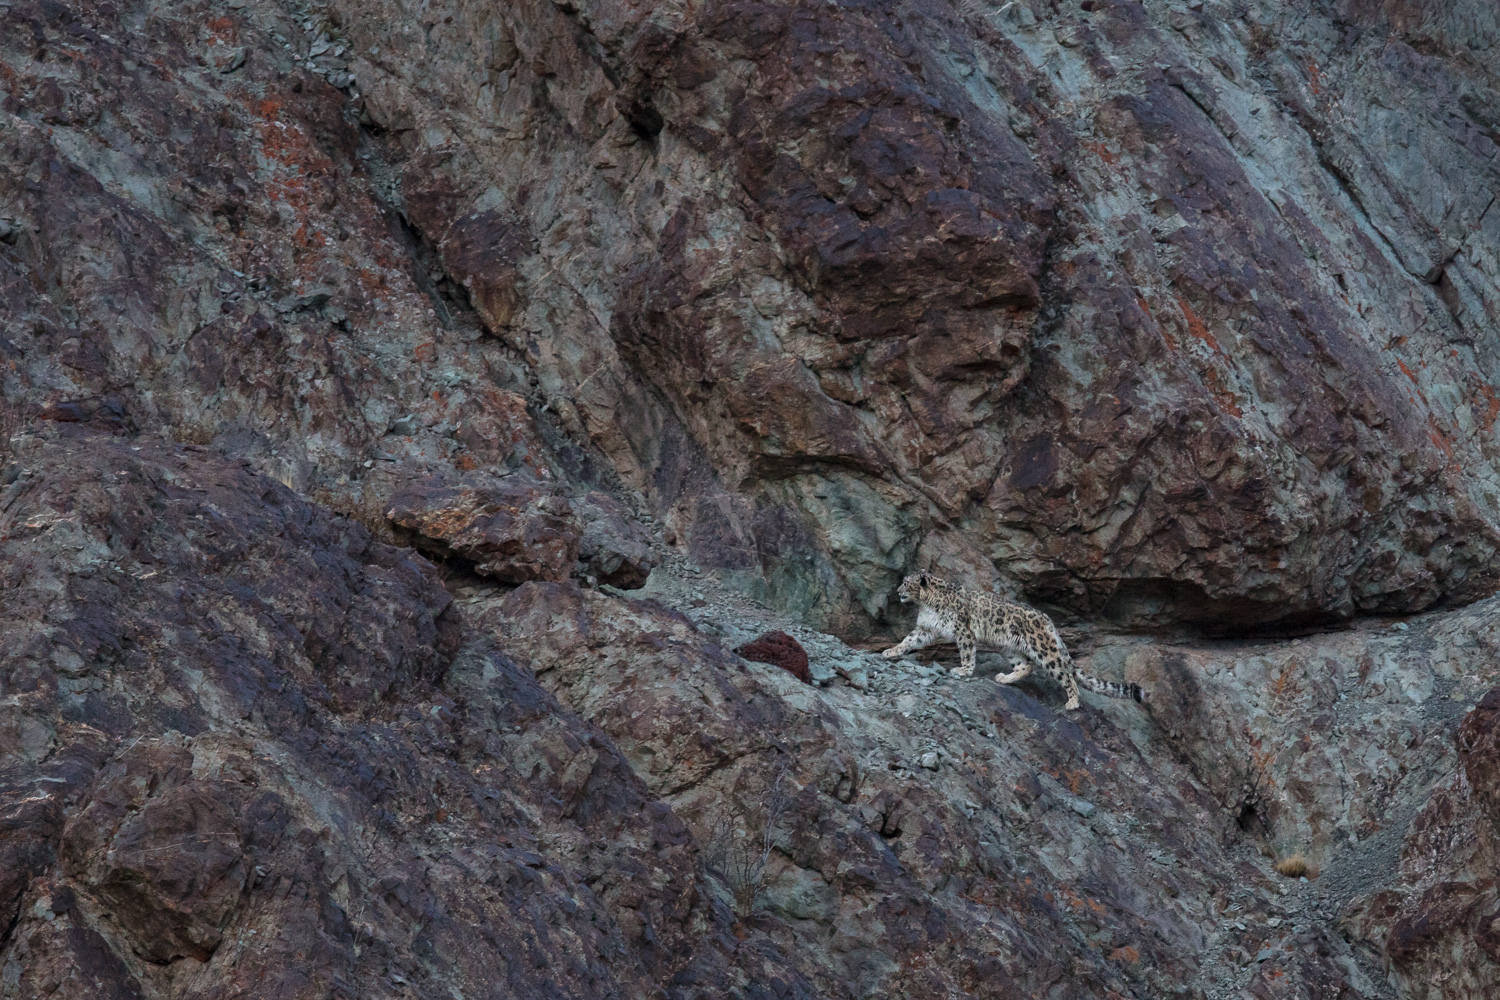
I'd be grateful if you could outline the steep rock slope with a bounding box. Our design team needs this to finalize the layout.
[319,0,1500,632]
[6,426,1500,999]
[3,0,1499,635]
[0,428,810,999]
[0,0,652,590]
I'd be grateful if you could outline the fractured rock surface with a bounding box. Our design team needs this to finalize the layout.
[386,473,583,583]
[2,0,1499,634]
[310,0,1500,632]
[0,428,795,998]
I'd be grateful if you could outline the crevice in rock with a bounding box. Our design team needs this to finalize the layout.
[431,556,517,600]
[1299,130,1410,279]
[385,524,494,586]
[621,97,665,145]
[1422,244,1462,285]
[1434,267,1465,319]
[348,127,624,495]
[366,188,477,336]
[659,746,774,799]
[0,906,20,956]
[1235,798,1269,837]
[742,452,887,485]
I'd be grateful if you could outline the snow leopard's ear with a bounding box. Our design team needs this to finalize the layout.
[918,573,929,587]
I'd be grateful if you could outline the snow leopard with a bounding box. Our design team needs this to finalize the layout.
[882,573,1142,710]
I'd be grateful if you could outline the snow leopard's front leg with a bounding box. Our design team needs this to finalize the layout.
[883,627,938,659]
[952,625,977,677]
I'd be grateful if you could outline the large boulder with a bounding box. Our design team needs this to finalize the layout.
[386,473,583,583]
[574,490,656,589]
[385,476,656,587]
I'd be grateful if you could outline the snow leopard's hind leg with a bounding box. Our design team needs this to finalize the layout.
[1048,653,1081,710]
[994,656,1034,685]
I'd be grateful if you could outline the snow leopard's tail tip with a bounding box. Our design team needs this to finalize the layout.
[1080,674,1146,703]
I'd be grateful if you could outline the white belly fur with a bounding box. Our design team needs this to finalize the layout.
[917,606,955,639]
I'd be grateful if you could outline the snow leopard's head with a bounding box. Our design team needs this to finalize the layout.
[897,572,941,604]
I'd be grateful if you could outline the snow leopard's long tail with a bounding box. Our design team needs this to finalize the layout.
[1077,672,1144,702]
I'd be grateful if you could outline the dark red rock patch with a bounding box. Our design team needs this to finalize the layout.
[735,630,811,684]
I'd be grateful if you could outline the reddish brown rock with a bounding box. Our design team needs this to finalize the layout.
[735,630,811,684]
[316,0,1500,635]
[1385,881,1487,968]
[0,428,807,999]
[4,882,147,1000]
[386,474,582,583]
[1458,687,1500,826]
[436,209,531,334]
[5,0,1500,635]
[1336,683,1500,1000]
[61,739,250,964]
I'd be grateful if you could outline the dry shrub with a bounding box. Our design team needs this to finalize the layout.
[1275,855,1315,879]
[702,761,791,919]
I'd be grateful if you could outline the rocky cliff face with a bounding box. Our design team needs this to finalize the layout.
[3,0,1499,998]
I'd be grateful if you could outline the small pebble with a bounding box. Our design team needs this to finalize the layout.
[1068,798,1097,818]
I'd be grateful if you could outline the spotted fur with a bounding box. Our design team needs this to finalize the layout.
[882,573,1142,710]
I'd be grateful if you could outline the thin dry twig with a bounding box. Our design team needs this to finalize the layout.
[0,398,25,457]
[703,757,792,919]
